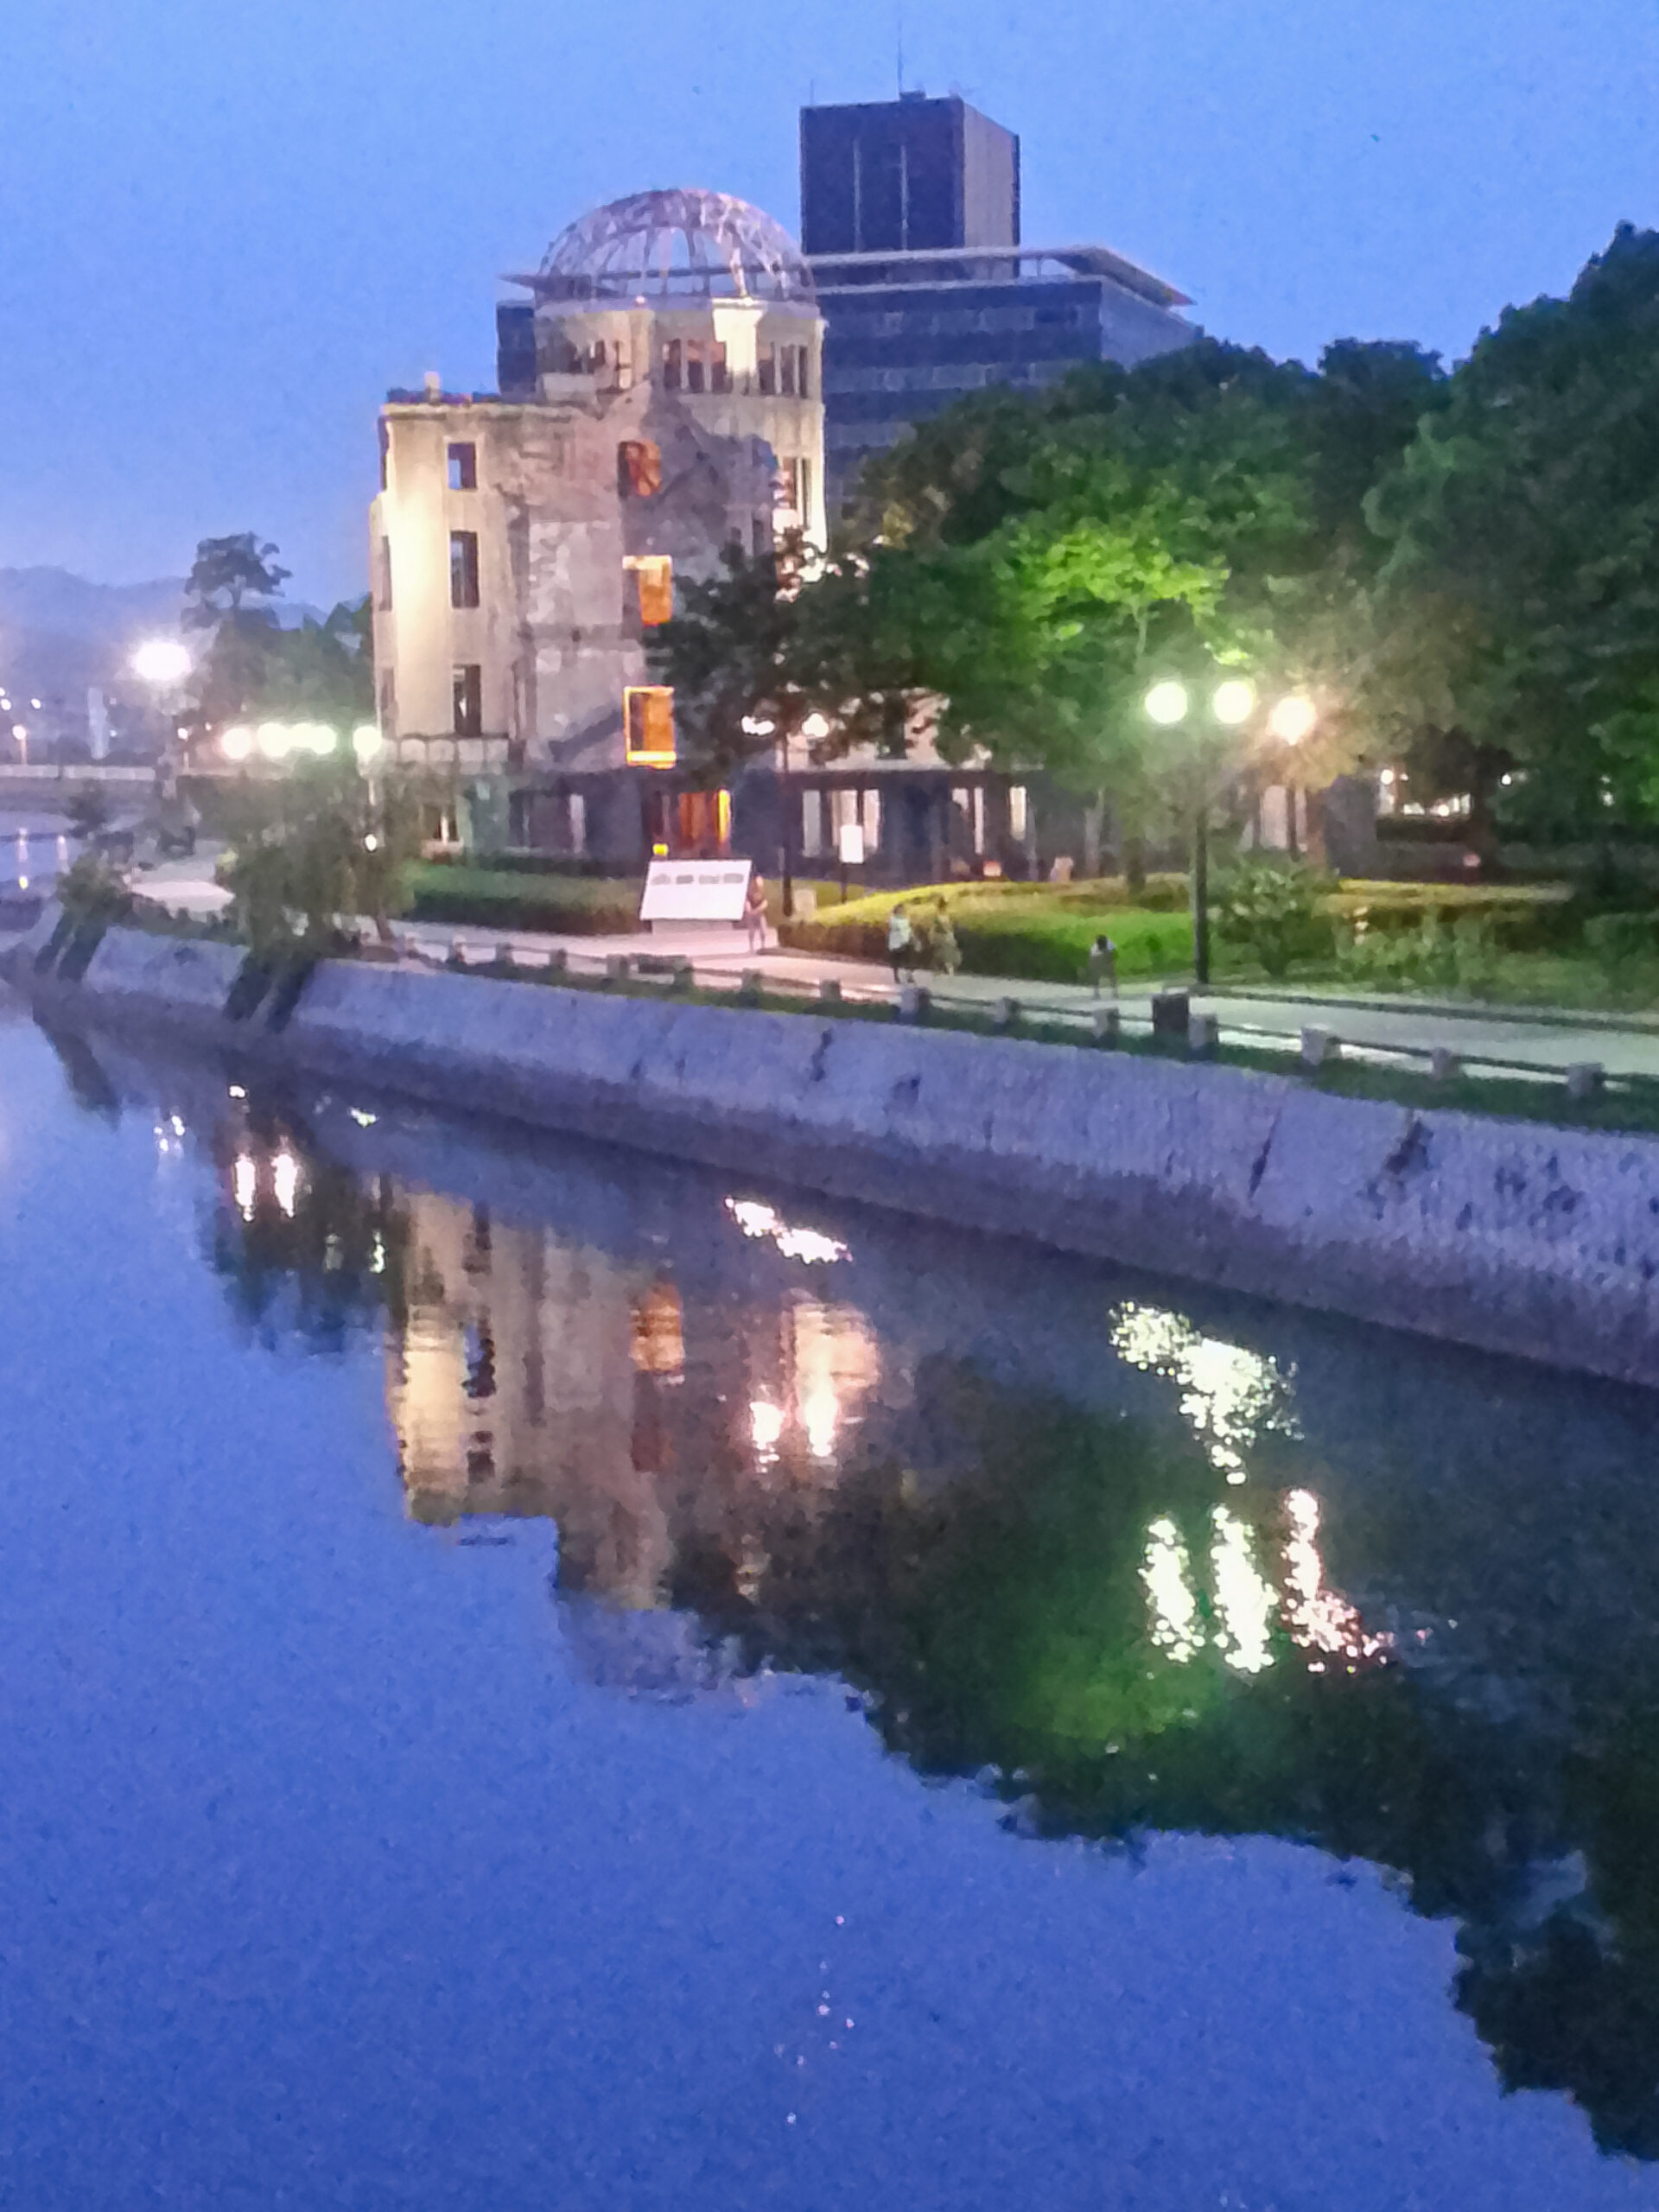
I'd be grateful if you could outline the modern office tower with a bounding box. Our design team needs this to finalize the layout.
[800,94,1199,512]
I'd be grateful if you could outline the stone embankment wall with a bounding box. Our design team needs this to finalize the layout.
[11,918,1659,1389]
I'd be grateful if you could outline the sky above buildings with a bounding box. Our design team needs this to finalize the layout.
[3,0,1653,604]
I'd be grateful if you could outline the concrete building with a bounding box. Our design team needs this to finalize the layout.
[800,94,1200,515]
[371,188,826,863]
[371,184,1046,880]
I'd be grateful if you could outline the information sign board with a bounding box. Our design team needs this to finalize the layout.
[639,858,752,925]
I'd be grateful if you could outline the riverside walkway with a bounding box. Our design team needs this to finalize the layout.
[135,852,1659,1085]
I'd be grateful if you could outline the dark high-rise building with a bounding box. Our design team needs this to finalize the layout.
[801,93,1199,515]
[801,93,1020,257]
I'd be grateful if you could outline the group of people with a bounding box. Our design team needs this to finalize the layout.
[885,899,962,983]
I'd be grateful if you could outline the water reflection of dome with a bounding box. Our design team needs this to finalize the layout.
[555,1594,752,1706]
[530,188,817,308]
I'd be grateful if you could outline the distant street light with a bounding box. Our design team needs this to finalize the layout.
[1268,693,1317,745]
[10,721,28,767]
[130,640,192,687]
[1143,679,1189,728]
[1212,678,1255,728]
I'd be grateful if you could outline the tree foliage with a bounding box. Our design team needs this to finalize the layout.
[220,759,424,962]
[1365,225,1659,836]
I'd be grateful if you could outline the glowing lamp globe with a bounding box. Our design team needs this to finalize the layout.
[131,639,192,686]
[257,722,291,761]
[801,712,831,741]
[1211,678,1255,727]
[1143,680,1189,727]
[1268,694,1317,745]
[220,726,254,762]
[352,725,385,765]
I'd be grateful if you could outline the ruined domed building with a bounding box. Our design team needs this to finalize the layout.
[372,188,832,866]
[370,186,1035,879]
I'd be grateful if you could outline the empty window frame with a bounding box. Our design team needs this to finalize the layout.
[618,440,662,498]
[861,787,881,853]
[758,346,777,397]
[780,346,798,397]
[378,668,397,736]
[684,340,705,394]
[453,664,482,737]
[800,788,823,858]
[378,419,390,491]
[709,342,731,393]
[375,535,392,611]
[447,440,477,491]
[777,456,802,514]
[623,556,673,626]
[1008,785,1029,841]
[662,339,682,391]
[449,531,480,608]
[624,686,676,766]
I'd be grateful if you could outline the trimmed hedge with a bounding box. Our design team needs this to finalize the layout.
[405,865,642,936]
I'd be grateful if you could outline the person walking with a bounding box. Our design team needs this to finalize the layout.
[743,873,770,953]
[930,898,961,979]
[1087,931,1118,999]
[887,901,915,984]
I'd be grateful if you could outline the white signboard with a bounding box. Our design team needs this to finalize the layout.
[836,822,866,867]
[639,858,752,925]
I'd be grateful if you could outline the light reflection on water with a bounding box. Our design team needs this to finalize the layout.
[10,1008,1659,2208]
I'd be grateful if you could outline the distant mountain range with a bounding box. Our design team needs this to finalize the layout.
[0,569,324,728]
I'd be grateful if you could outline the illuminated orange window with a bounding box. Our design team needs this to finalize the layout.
[618,440,661,498]
[625,686,676,766]
[624,556,673,626]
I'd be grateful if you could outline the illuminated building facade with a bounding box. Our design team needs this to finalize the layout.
[371,189,826,867]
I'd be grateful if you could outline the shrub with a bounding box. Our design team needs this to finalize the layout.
[406,866,641,937]
[1214,856,1330,977]
[1584,911,1656,972]
[56,853,132,935]
[1335,910,1499,994]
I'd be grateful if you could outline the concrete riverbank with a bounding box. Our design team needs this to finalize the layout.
[10,914,1659,1389]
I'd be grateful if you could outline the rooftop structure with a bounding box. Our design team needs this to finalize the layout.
[512,188,817,307]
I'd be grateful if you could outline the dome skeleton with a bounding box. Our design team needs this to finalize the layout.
[507,188,817,308]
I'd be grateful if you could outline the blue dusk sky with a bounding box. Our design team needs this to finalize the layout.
[1,0,1653,604]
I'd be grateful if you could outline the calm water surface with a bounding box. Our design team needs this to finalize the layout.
[4,997,1659,2209]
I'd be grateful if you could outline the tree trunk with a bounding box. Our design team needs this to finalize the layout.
[1082,791,1104,880]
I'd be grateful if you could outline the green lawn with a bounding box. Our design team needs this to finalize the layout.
[783,875,1647,1005]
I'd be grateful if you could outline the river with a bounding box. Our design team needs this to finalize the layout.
[3,992,1658,2209]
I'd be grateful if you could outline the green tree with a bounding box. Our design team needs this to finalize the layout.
[221,757,423,960]
[1366,226,1659,842]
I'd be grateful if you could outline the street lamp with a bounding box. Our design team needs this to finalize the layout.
[1145,678,1320,982]
[1142,676,1255,987]
[130,639,191,687]
[130,638,193,786]
[10,721,28,767]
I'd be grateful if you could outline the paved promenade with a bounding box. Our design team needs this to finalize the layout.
[136,853,1659,1084]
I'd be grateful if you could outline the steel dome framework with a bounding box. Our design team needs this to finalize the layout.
[517,188,816,308]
